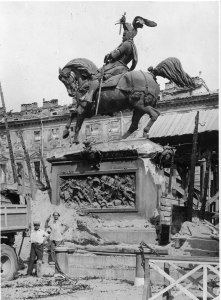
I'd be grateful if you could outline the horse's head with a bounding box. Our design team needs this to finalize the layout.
[59,58,99,98]
[58,67,77,98]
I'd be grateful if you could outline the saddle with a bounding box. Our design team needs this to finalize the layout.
[101,73,125,89]
[101,70,159,99]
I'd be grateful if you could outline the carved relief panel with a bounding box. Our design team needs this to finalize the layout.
[59,171,136,210]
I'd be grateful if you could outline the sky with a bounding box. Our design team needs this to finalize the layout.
[0,1,219,111]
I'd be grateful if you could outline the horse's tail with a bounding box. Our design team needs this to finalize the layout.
[149,57,195,88]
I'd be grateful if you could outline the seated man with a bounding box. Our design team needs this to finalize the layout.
[102,24,138,79]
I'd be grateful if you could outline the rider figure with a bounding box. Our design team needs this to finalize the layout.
[82,15,157,104]
[102,23,138,79]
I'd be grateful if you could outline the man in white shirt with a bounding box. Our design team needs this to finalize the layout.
[45,212,69,269]
[27,220,48,277]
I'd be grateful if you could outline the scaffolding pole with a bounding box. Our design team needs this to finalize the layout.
[39,150,52,202]
[0,81,18,183]
[187,111,199,222]
[17,129,36,200]
[200,150,211,220]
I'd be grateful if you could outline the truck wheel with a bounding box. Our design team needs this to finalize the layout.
[1,244,18,281]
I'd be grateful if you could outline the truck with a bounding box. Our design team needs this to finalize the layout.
[0,83,32,281]
[1,189,30,282]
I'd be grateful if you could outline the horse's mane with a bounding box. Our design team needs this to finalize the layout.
[63,58,98,78]
[154,57,195,88]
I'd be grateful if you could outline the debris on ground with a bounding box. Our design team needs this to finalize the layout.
[1,278,145,300]
[1,276,90,300]
[169,217,219,256]
[178,217,219,238]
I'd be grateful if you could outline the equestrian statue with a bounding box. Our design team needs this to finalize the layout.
[59,14,195,144]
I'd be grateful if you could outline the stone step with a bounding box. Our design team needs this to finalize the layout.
[94,228,157,245]
[55,249,165,283]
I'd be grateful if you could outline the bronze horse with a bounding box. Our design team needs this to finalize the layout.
[59,57,195,144]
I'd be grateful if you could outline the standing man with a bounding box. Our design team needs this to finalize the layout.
[27,220,49,277]
[45,212,69,267]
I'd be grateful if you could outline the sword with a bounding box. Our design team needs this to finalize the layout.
[115,12,126,35]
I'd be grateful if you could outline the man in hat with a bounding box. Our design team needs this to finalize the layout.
[45,212,69,268]
[83,15,157,104]
[27,220,49,277]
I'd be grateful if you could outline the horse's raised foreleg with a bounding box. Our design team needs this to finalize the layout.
[72,105,86,144]
[63,112,76,139]
[142,106,160,138]
[122,109,145,139]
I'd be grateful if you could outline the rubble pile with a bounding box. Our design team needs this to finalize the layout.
[31,190,152,231]
[178,218,219,238]
[69,220,106,246]
[169,217,219,257]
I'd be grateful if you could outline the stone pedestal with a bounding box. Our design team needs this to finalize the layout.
[55,246,69,274]
[134,254,144,286]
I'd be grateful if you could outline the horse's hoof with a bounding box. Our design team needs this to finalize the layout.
[63,129,70,139]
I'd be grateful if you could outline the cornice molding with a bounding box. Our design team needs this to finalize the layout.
[158,93,218,109]
[0,93,218,130]
[0,114,70,130]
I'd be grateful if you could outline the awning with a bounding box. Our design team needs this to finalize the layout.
[149,108,218,138]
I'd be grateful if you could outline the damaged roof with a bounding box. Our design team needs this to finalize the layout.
[149,108,218,138]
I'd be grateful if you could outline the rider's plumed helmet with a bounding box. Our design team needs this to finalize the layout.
[121,16,157,40]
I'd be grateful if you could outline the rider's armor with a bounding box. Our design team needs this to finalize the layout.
[102,39,138,79]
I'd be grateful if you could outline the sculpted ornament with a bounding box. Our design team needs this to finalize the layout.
[59,173,136,209]
[80,141,102,170]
